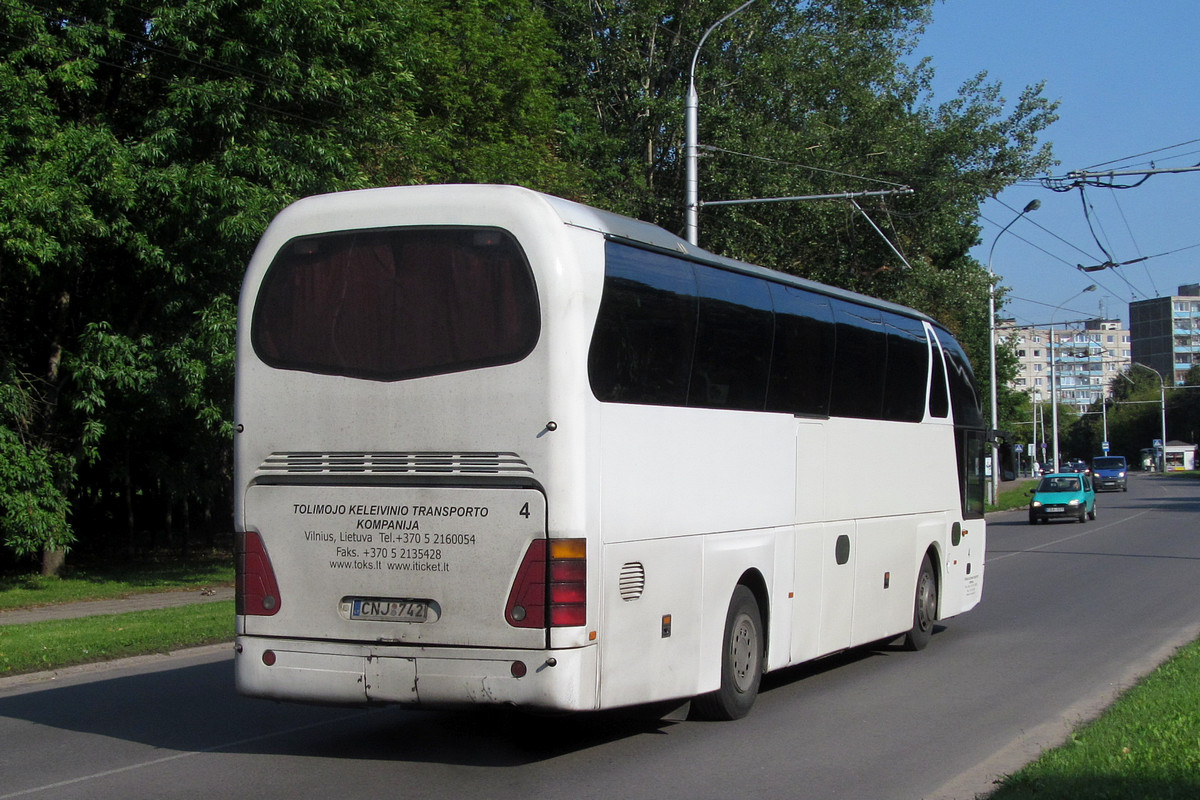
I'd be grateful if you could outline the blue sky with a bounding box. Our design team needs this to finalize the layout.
[910,0,1200,328]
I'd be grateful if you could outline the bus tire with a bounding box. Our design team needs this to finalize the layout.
[902,555,937,651]
[693,585,763,720]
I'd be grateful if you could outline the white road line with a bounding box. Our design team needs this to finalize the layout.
[986,509,1156,564]
[0,711,369,799]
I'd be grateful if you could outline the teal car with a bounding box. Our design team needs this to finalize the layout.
[1028,473,1096,524]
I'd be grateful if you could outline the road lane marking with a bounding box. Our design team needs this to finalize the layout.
[986,509,1156,564]
[0,711,369,799]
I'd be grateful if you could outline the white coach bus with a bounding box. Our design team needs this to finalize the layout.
[234,184,986,720]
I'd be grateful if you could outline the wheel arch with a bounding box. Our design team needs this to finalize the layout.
[922,543,943,621]
[735,568,771,667]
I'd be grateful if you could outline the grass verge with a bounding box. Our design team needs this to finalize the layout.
[0,602,233,676]
[0,553,233,611]
[988,479,1037,513]
[988,637,1200,799]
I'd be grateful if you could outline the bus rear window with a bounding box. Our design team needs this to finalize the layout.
[251,227,540,381]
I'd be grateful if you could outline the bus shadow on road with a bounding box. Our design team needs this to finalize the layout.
[0,631,943,769]
[757,628,941,699]
[0,658,683,767]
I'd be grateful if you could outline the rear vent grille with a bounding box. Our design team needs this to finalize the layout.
[257,452,533,478]
[619,562,645,601]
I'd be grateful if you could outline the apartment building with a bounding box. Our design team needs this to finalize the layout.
[998,318,1132,412]
[1129,284,1200,386]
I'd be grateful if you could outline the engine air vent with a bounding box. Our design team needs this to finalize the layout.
[257,451,533,478]
[619,562,645,601]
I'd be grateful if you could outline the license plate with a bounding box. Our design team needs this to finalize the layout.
[1046,507,1063,513]
[350,598,429,622]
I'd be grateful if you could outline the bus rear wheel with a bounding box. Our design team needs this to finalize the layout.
[693,585,763,720]
[903,555,937,651]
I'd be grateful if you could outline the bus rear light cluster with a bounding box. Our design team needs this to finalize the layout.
[505,538,587,629]
[547,539,587,626]
[236,530,282,616]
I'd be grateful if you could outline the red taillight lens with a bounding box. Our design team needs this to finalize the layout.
[505,539,547,628]
[506,538,586,629]
[236,530,282,616]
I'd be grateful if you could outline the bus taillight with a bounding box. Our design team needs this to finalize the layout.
[548,539,587,626]
[506,538,586,629]
[236,530,282,616]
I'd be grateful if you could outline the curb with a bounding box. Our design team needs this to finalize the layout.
[0,642,233,692]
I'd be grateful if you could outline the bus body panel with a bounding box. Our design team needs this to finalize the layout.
[597,537,705,707]
[940,518,985,618]
[852,513,933,644]
[821,416,960,522]
[240,485,547,649]
[697,530,779,688]
[596,403,796,544]
[815,519,857,655]
[235,635,600,710]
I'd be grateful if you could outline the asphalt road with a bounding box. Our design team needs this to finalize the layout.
[1,473,1198,800]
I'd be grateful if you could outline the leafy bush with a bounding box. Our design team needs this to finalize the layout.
[0,424,74,558]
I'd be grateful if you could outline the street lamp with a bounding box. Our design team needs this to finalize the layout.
[1031,388,1041,476]
[1129,362,1168,471]
[1050,284,1097,472]
[985,199,1039,502]
[685,0,757,246]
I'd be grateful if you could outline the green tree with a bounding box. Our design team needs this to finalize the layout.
[1103,367,1164,466]
[1172,365,1200,448]
[401,0,585,193]
[0,0,578,570]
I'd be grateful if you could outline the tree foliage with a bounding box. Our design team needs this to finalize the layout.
[1,0,1058,568]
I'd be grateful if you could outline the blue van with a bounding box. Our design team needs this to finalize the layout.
[1091,456,1128,492]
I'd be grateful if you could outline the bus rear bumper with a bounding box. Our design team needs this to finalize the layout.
[234,636,599,711]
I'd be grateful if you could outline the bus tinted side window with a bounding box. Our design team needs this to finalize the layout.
[882,312,929,423]
[929,335,950,418]
[590,241,937,425]
[766,284,834,416]
[690,267,773,410]
[934,326,986,519]
[588,244,698,406]
[829,300,886,419]
[935,329,984,429]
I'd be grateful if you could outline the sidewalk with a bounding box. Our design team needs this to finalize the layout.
[0,586,235,626]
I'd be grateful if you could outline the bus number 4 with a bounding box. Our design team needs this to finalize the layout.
[519,502,530,518]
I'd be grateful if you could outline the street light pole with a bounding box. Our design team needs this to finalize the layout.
[1130,362,1168,471]
[685,0,757,246]
[985,199,1039,502]
[1050,285,1097,471]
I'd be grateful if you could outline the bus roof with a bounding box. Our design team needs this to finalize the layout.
[533,188,938,327]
